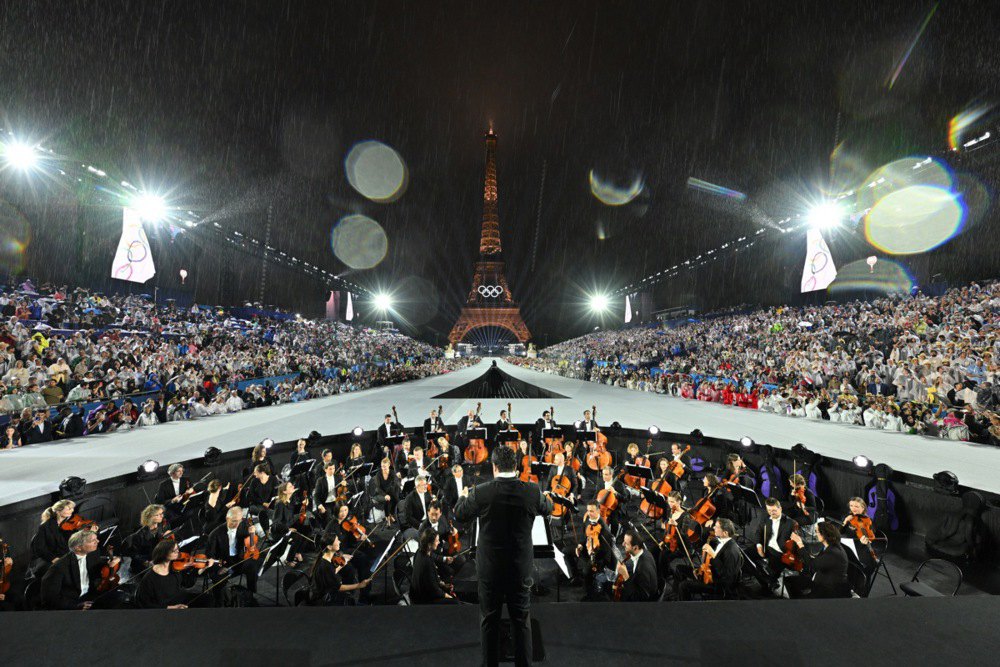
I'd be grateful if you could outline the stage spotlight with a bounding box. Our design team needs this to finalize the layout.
[807,201,844,230]
[932,470,960,494]
[588,293,610,313]
[132,193,167,223]
[59,476,87,500]
[352,426,364,437]
[852,455,871,469]
[739,436,754,448]
[137,460,161,480]
[203,446,223,467]
[261,438,275,450]
[648,425,660,436]
[373,292,393,311]
[4,141,39,171]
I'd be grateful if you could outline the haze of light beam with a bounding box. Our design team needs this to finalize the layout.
[887,2,939,90]
[686,177,747,201]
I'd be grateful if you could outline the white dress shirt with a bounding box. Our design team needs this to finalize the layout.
[227,527,238,557]
[324,475,338,503]
[766,517,782,552]
[76,554,90,597]
[172,478,181,496]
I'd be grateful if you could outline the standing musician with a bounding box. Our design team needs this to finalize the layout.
[841,496,878,571]
[675,518,744,601]
[308,533,371,606]
[497,409,513,431]
[441,464,467,512]
[657,491,701,578]
[40,529,120,610]
[377,413,404,450]
[783,521,851,599]
[205,507,262,603]
[456,408,484,440]
[754,497,798,592]
[534,409,557,441]
[401,475,434,530]
[136,539,218,609]
[455,445,552,666]
[313,461,344,519]
[615,529,658,602]
[367,457,400,526]
[423,408,447,439]
[572,501,616,598]
[545,452,579,498]
[153,463,193,525]
[410,529,458,604]
[419,501,466,580]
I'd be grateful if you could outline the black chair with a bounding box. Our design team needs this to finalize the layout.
[23,578,41,611]
[846,560,869,598]
[899,558,963,597]
[282,569,310,607]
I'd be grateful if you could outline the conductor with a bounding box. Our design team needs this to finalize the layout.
[455,445,553,667]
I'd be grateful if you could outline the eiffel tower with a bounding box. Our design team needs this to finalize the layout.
[448,127,531,345]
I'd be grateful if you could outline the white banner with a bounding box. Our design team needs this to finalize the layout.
[624,295,633,323]
[800,229,837,293]
[345,291,354,321]
[110,208,156,284]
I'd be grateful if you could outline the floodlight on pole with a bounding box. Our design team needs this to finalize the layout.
[132,193,168,223]
[374,293,393,311]
[4,141,39,172]
[807,201,844,230]
[589,293,610,313]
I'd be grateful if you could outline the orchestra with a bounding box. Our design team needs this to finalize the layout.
[5,407,870,613]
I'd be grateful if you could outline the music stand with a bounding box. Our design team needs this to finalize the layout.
[578,430,597,442]
[624,463,653,482]
[465,427,488,441]
[638,485,669,510]
[532,461,553,479]
[497,430,521,446]
[289,459,315,479]
[424,431,447,445]
[541,428,563,440]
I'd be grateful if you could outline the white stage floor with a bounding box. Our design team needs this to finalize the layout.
[1,358,996,505]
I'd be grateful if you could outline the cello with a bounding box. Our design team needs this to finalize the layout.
[519,436,539,483]
[667,445,692,479]
[548,471,573,518]
[541,404,564,462]
[0,539,11,597]
[640,459,672,520]
[623,440,653,489]
[563,441,583,473]
[463,402,488,464]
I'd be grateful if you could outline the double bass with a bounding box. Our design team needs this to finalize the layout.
[541,404,564,462]
[585,404,612,472]
[0,539,11,597]
[505,402,522,452]
[425,404,447,459]
[463,402,488,464]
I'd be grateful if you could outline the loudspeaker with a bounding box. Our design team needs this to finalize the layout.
[498,618,545,662]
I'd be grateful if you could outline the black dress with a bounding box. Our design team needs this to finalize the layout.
[202,494,227,533]
[136,569,187,608]
[410,551,450,604]
[309,557,344,605]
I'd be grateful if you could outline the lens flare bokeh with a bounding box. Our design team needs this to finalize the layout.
[0,200,30,273]
[864,185,965,255]
[589,169,643,206]
[345,141,408,203]
[828,258,914,295]
[330,214,388,269]
[856,157,954,212]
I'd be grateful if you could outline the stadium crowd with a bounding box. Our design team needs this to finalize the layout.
[0,279,462,449]
[524,282,1000,446]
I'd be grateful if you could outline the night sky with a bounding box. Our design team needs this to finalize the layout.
[1,1,998,344]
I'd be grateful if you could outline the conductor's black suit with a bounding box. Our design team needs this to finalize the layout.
[454,473,553,667]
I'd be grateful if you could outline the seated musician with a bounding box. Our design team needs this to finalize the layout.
[136,539,217,609]
[623,442,640,466]
[30,500,78,576]
[248,444,274,481]
[441,464,467,512]
[675,518,744,601]
[783,521,850,599]
[242,464,276,520]
[657,491,701,578]
[344,443,367,489]
[669,442,693,473]
[419,501,466,580]
[0,547,17,610]
[615,529,658,602]
[400,475,433,530]
[126,504,171,571]
[841,496,877,571]
[545,451,578,499]
[153,463,192,525]
[697,473,734,526]
[288,438,312,469]
[269,481,307,566]
[577,409,598,434]
[407,445,430,481]
[202,479,229,533]
[563,441,585,491]
[573,501,615,598]
[724,453,755,488]
[40,529,119,610]
[754,498,797,592]
[313,461,343,519]
[205,507,261,603]
[410,529,458,604]
[456,409,484,443]
[393,436,414,472]
[331,503,374,588]
[596,466,626,530]
[366,457,400,526]
[308,533,371,606]
[784,474,817,528]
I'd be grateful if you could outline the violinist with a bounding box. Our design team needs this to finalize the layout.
[242,464,276,516]
[573,501,615,596]
[675,518,743,601]
[30,500,77,575]
[308,533,371,606]
[367,457,400,525]
[248,443,274,480]
[288,438,312,469]
[125,504,171,571]
[434,437,461,480]
[545,452,578,499]
[136,539,217,608]
[784,474,817,528]
[377,413,403,449]
[40,530,119,610]
[269,482,307,566]
[202,479,229,533]
[615,529,658,602]
[401,475,433,530]
[724,453,755,488]
[441,464,466,512]
[423,408,446,440]
[563,441,585,489]
[206,507,261,602]
[658,491,701,576]
[154,463,194,526]
[313,461,343,519]
[410,529,458,604]
[841,497,877,570]
[393,436,413,472]
[754,498,797,593]
[783,521,850,599]
[419,501,466,579]
[332,503,374,588]
[407,445,430,481]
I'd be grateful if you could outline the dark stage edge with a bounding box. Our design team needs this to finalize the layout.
[2,597,996,666]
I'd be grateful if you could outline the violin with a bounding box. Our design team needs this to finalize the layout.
[297,495,310,526]
[96,550,121,593]
[60,514,97,532]
[792,486,809,517]
[340,514,371,544]
[243,519,261,560]
[171,551,212,571]
[585,522,601,553]
[595,487,619,521]
[0,540,11,596]
[464,401,488,464]
[332,552,347,568]
[447,530,462,556]
[847,514,876,541]
[548,472,573,518]
[780,521,805,572]
[666,445,692,479]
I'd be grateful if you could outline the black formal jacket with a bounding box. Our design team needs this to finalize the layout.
[393,448,413,472]
[440,475,465,509]
[153,477,192,505]
[755,514,797,554]
[377,421,403,445]
[801,543,850,598]
[410,551,448,604]
[205,522,252,565]
[621,549,658,602]
[401,490,433,529]
[55,413,83,439]
[423,417,446,438]
[534,418,558,440]
[40,551,104,610]
[710,538,744,589]
[456,415,484,436]
[455,475,553,582]
[367,472,400,510]
[545,464,578,496]
[31,517,70,563]
[312,474,342,508]
[25,421,54,445]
